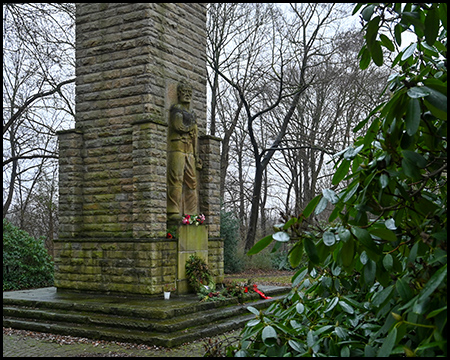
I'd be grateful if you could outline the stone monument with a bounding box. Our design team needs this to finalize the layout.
[55,3,223,295]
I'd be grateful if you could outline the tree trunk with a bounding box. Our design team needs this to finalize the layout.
[244,164,264,252]
[244,90,303,252]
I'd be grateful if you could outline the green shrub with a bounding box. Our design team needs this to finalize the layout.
[234,3,446,357]
[243,247,274,271]
[3,219,54,291]
[221,209,244,273]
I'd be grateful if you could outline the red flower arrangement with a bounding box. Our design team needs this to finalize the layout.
[182,213,205,226]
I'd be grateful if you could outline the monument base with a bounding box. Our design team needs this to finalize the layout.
[3,285,289,348]
[54,237,177,296]
[53,232,223,297]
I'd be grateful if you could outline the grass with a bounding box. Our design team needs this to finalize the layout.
[224,268,294,287]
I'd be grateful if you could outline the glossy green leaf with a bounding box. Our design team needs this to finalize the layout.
[291,267,308,287]
[334,326,348,340]
[402,11,424,32]
[303,194,321,218]
[426,305,448,319]
[402,158,421,180]
[382,254,394,271]
[313,325,334,336]
[417,264,447,302]
[339,300,354,314]
[385,218,396,230]
[359,46,371,70]
[247,234,273,255]
[366,16,380,45]
[379,34,395,51]
[364,259,376,285]
[372,285,394,307]
[424,7,439,45]
[407,86,431,98]
[344,144,364,160]
[315,196,328,215]
[422,86,447,119]
[296,302,305,314]
[378,327,397,357]
[370,40,383,66]
[396,278,413,302]
[288,242,303,268]
[369,227,397,242]
[262,325,277,346]
[405,98,421,135]
[351,227,379,256]
[247,306,260,316]
[332,159,350,185]
[394,23,403,46]
[284,217,297,229]
[272,231,290,242]
[325,296,339,313]
[402,150,427,168]
[343,180,359,202]
[379,173,389,189]
[341,237,354,268]
[341,346,350,357]
[288,340,305,353]
[360,251,368,265]
[337,227,351,243]
[401,42,417,61]
[247,319,261,327]
[323,231,336,246]
[361,4,375,21]
[322,188,338,204]
[304,237,319,264]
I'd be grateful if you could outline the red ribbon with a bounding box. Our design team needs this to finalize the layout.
[253,284,272,299]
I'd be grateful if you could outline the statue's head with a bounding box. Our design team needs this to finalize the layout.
[177,80,192,103]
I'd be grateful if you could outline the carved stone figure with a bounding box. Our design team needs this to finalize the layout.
[167,81,202,222]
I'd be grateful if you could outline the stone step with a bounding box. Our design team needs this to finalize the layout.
[3,294,284,334]
[3,286,290,348]
[3,285,289,320]
[3,313,255,348]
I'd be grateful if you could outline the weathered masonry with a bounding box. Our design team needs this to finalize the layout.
[55,3,223,295]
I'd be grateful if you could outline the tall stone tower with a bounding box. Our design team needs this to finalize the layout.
[55,3,223,295]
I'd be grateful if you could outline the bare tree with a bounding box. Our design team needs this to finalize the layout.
[207,3,254,204]
[211,3,349,251]
[267,30,390,222]
[3,4,75,222]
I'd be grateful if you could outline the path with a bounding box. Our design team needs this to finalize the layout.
[3,327,238,357]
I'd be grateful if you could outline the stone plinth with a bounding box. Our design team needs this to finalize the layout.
[54,238,177,295]
[177,225,208,294]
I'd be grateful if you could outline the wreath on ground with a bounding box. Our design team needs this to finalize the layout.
[185,254,214,293]
[185,255,272,302]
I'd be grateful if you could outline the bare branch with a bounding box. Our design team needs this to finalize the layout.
[3,77,75,136]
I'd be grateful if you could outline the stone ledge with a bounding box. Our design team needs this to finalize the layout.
[56,128,84,135]
[131,117,167,126]
[54,237,176,243]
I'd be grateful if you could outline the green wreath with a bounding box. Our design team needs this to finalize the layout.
[185,254,214,293]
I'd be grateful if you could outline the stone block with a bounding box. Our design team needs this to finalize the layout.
[178,225,208,251]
